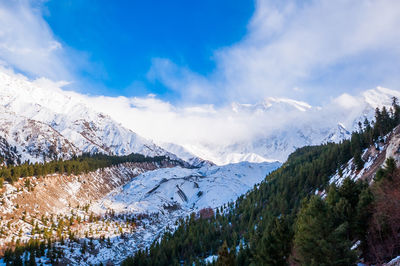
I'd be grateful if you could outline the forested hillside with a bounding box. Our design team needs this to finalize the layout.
[0,153,176,187]
[123,99,400,265]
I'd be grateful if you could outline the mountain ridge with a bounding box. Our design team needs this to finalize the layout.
[1,67,399,167]
[0,69,195,165]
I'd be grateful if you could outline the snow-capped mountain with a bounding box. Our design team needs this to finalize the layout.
[1,66,399,166]
[174,87,400,164]
[0,69,183,164]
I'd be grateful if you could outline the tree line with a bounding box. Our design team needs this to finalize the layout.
[0,153,169,187]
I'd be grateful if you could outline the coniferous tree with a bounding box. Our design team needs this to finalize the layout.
[294,195,357,266]
[392,97,400,126]
[216,241,235,266]
[255,216,292,265]
[354,150,364,171]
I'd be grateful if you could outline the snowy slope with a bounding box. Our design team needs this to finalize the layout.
[329,125,400,187]
[0,69,181,163]
[92,161,281,215]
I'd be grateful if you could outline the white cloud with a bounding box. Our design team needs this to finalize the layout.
[79,86,399,164]
[84,90,366,149]
[333,93,362,110]
[87,95,254,146]
[0,0,78,82]
[147,58,217,103]
[149,0,400,104]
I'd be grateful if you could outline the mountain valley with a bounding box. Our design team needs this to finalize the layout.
[0,69,400,264]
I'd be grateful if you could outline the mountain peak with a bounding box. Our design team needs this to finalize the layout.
[263,97,312,112]
[363,87,400,109]
[231,97,312,114]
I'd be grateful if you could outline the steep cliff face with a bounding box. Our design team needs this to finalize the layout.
[0,135,20,165]
[385,127,400,167]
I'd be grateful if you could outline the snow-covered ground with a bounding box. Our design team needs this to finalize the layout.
[92,161,281,215]
[329,126,400,187]
[386,255,400,266]
[329,149,375,186]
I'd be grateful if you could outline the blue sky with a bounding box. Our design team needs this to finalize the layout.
[43,0,254,98]
[0,0,399,106]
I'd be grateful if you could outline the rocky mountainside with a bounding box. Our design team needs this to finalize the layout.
[329,125,400,186]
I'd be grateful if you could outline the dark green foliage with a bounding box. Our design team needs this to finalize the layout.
[216,241,235,266]
[375,157,397,183]
[293,179,371,265]
[254,216,292,265]
[392,97,400,126]
[294,196,353,265]
[353,150,364,171]
[0,152,171,185]
[372,98,400,140]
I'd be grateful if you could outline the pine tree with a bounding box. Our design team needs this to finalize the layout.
[293,196,357,265]
[392,97,400,126]
[354,150,364,171]
[216,241,235,266]
[255,216,292,265]
[374,107,383,139]
[381,106,391,135]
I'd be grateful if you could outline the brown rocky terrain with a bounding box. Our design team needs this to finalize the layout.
[0,160,180,255]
